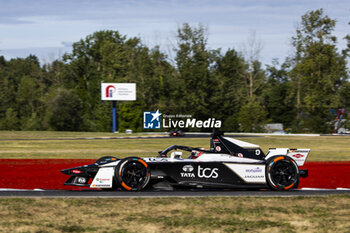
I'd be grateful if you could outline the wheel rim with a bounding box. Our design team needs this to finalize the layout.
[121,161,148,189]
[270,160,297,187]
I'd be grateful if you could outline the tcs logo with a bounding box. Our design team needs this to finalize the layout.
[198,165,219,179]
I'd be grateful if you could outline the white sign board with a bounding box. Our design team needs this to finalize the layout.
[101,83,136,101]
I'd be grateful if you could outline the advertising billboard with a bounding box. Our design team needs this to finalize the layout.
[101,83,136,101]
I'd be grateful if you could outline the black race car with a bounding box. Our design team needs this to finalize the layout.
[61,132,309,191]
[169,129,185,137]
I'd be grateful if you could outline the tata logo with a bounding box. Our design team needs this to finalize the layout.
[182,165,194,172]
[181,165,195,177]
[180,172,195,178]
[198,165,219,179]
[143,110,161,129]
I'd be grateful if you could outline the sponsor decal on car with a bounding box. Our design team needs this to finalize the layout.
[216,146,221,152]
[96,178,111,183]
[71,169,82,174]
[92,184,111,188]
[77,177,87,183]
[198,165,219,179]
[244,167,263,179]
[224,164,266,183]
[244,175,265,179]
[292,153,304,158]
[245,167,263,173]
[293,150,309,153]
[181,173,195,178]
[183,165,194,172]
[181,165,195,177]
[237,153,243,158]
[180,165,219,179]
[146,157,169,162]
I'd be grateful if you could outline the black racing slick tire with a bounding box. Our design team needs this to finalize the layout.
[265,156,299,191]
[115,157,150,191]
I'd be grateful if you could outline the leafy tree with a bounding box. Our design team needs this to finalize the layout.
[341,21,350,57]
[263,61,295,127]
[341,21,350,109]
[0,55,46,130]
[175,23,217,124]
[16,76,43,123]
[340,82,350,108]
[149,47,178,113]
[290,9,348,132]
[213,49,247,131]
[0,18,348,133]
[118,102,144,132]
[62,30,142,131]
[45,89,83,131]
[61,30,176,131]
[241,31,265,102]
[237,101,268,132]
[43,60,68,88]
[0,108,20,130]
[22,113,42,130]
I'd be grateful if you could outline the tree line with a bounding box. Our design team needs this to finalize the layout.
[0,9,349,133]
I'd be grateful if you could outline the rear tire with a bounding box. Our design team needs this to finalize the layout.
[266,156,299,191]
[115,157,150,191]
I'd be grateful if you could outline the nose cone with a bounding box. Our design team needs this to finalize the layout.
[61,168,73,175]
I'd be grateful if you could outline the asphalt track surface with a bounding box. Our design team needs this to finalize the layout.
[1,189,349,198]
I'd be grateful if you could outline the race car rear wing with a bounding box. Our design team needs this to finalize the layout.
[266,148,310,166]
[287,149,310,166]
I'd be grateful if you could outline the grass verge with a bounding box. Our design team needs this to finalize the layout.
[0,195,349,232]
[0,131,349,161]
[0,131,163,139]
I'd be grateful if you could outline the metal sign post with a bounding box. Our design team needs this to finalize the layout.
[101,83,136,133]
[112,101,117,132]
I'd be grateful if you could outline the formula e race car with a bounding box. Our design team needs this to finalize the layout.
[61,132,309,191]
[169,129,185,137]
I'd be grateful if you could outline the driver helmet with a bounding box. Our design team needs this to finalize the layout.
[189,150,202,159]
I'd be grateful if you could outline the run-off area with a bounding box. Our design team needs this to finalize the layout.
[0,159,349,190]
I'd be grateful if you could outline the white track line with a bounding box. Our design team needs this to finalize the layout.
[1,187,349,191]
[0,188,44,191]
[300,187,350,191]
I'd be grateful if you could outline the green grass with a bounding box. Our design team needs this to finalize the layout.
[0,196,349,232]
[0,131,349,160]
[0,130,163,139]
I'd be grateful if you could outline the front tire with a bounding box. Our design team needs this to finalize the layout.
[266,156,299,191]
[115,157,150,191]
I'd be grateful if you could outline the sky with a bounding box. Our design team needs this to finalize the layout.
[0,0,349,65]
